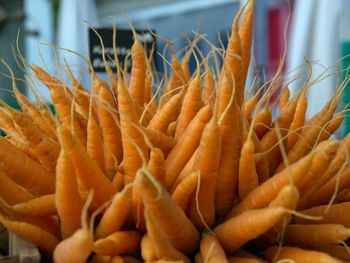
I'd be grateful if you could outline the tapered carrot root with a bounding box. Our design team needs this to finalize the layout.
[214,206,286,253]
[283,224,350,247]
[12,194,56,216]
[200,234,228,263]
[93,231,141,256]
[0,136,55,195]
[0,214,60,256]
[264,246,344,263]
[144,208,191,263]
[226,152,313,218]
[134,168,199,254]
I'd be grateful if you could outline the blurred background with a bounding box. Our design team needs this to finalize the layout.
[0,0,349,133]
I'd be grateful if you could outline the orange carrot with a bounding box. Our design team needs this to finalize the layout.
[9,108,60,173]
[87,108,105,173]
[143,127,176,156]
[171,171,199,211]
[57,125,117,207]
[200,234,228,263]
[134,168,200,254]
[264,246,344,263]
[118,76,148,185]
[253,107,272,139]
[144,208,191,263]
[215,96,241,216]
[53,191,95,263]
[12,194,56,217]
[214,206,286,253]
[0,214,59,257]
[97,86,123,178]
[279,86,290,110]
[238,136,259,200]
[95,185,132,239]
[188,115,221,230]
[239,0,255,87]
[297,141,338,194]
[175,61,203,141]
[283,224,350,247]
[0,135,55,195]
[141,234,157,262]
[202,67,216,107]
[147,92,182,134]
[226,152,313,218]
[287,91,308,150]
[165,105,212,189]
[0,171,33,205]
[313,245,350,262]
[129,39,147,108]
[93,231,141,256]
[295,202,350,227]
[55,146,84,239]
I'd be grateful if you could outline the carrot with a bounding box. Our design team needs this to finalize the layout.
[230,250,268,263]
[238,136,259,200]
[65,62,91,120]
[57,125,117,207]
[283,224,350,247]
[12,84,57,141]
[167,120,177,137]
[215,99,242,216]
[297,140,339,195]
[202,67,216,107]
[95,185,132,239]
[279,86,290,110]
[226,152,313,218]
[295,202,350,227]
[188,114,221,230]
[0,214,59,257]
[141,234,157,262]
[171,171,199,211]
[300,166,350,209]
[144,208,191,263]
[217,69,234,120]
[200,234,228,263]
[8,108,60,173]
[0,135,55,195]
[147,147,166,186]
[97,86,123,178]
[87,107,105,173]
[117,75,148,185]
[175,67,202,141]
[260,97,297,175]
[147,92,182,134]
[244,93,258,123]
[167,48,187,94]
[276,96,337,172]
[313,245,350,262]
[143,127,176,156]
[222,5,243,107]
[239,0,255,88]
[129,39,147,108]
[253,107,272,139]
[0,171,33,205]
[134,168,200,254]
[12,194,56,217]
[55,146,84,239]
[32,65,87,146]
[286,91,308,150]
[264,246,344,263]
[112,170,124,191]
[93,231,141,256]
[53,191,96,263]
[334,188,350,203]
[214,206,286,253]
[165,105,212,189]
[228,257,266,263]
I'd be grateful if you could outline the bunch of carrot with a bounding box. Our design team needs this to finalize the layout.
[1,0,350,262]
